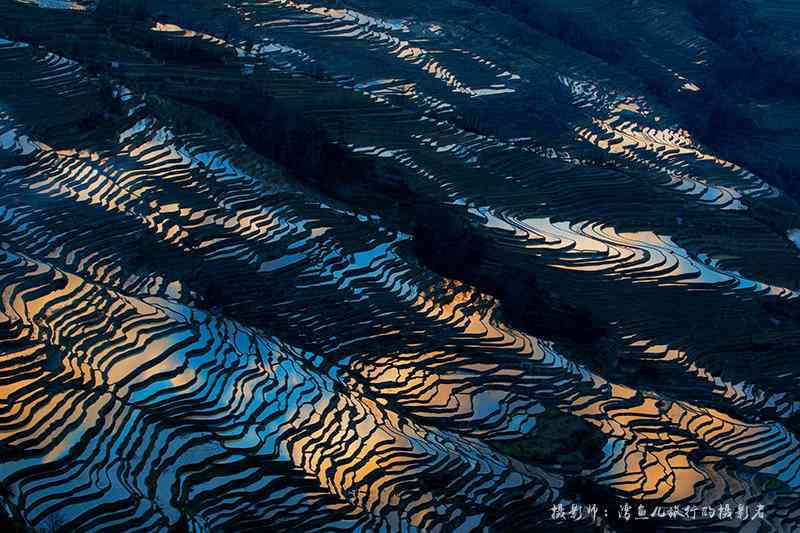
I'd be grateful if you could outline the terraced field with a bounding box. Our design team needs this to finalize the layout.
[1,1,800,531]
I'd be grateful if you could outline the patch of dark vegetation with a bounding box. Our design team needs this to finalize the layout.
[0,514,28,533]
[493,408,606,473]
[0,485,32,533]
[168,508,195,533]
[786,411,800,436]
